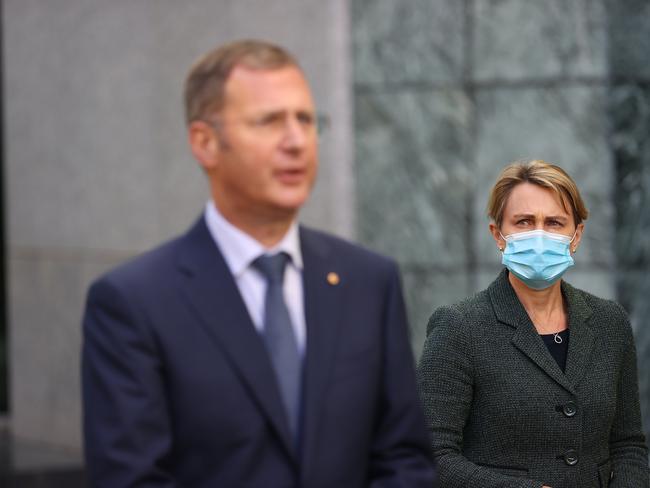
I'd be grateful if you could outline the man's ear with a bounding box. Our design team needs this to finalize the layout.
[188,121,220,171]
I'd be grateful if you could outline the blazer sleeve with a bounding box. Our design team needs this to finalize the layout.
[608,303,650,488]
[417,306,545,488]
[82,277,180,488]
[367,264,438,488]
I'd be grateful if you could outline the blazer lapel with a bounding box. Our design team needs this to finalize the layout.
[489,270,576,394]
[298,227,344,474]
[562,282,596,387]
[175,217,296,461]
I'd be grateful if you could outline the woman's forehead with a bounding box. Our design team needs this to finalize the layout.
[504,182,571,217]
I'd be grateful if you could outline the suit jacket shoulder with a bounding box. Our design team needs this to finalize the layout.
[298,225,402,295]
[562,279,623,314]
[94,237,180,290]
[561,280,637,357]
[299,225,398,271]
[84,217,218,339]
[425,288,492,338]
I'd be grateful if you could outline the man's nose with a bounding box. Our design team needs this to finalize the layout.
[279,116,310,149]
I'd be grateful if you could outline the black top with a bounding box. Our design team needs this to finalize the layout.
[540,329,570,372]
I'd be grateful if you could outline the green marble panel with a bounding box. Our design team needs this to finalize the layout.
[352,0,465,85]
[616,271,650,444]
[607,0,650,79]
[610,83,650,441]
[611,84,650,268]
[355,88,473,265]
[401,267,470,359]
[472,0,607,82]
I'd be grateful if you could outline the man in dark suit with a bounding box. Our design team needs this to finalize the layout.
[82,39,435,487]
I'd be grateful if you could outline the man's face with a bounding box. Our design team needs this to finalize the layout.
[210,65,319,221]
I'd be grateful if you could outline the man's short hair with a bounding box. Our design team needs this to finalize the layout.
[184,39,301,125]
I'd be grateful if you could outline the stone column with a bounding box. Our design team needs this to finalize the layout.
[3,0,353,451]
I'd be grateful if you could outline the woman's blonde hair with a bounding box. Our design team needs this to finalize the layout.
[487,159,589,228]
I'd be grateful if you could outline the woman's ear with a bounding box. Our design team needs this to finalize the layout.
[571,222,585,254]
[188,121,220,172]
[489,222,505,252]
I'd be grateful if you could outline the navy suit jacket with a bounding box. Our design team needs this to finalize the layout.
[82,216,435,487]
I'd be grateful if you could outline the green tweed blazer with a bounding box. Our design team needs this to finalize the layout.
[417,269,649,488]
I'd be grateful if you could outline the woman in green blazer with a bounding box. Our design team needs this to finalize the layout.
[418,160,649,488]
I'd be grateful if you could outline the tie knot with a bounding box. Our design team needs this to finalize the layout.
[253,252,290,283]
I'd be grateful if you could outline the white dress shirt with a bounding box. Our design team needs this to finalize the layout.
[204,201,307,355]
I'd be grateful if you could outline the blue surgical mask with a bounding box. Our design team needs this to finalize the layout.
[500,229,575,290]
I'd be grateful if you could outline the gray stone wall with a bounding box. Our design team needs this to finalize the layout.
[3,0,352,450]
[353,0,649,443]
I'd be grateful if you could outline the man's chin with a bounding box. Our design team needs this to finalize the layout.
[274,189,311,210]
[267,199,307,220]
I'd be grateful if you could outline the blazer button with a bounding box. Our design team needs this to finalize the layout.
[563,401,577,417]
[563,449,579,466]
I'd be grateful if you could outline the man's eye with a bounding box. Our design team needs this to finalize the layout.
[297,113,315,126]
[255,114,281,127]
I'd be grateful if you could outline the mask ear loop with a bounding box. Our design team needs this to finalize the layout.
[498,231,507,253]
[569,228,578,253]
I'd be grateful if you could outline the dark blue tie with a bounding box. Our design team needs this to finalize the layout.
[252,253,302,441]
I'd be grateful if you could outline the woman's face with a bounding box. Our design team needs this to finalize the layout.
[490,182,584,253]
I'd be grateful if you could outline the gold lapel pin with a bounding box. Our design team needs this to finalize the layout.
[327,272,340,285]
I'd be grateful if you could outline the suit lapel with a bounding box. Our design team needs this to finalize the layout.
[298,227,344,475]
[175,217,296,461]
[562,282,596,387]
[489,270,576,394]
[510,323,575,393]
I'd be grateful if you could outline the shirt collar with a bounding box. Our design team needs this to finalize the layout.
[204,200,303,277]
